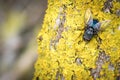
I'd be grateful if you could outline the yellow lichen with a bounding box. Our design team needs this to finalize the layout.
[33,0,120,80]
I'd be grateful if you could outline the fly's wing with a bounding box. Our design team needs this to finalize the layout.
[84,9,93,27]
[93,20,111,31]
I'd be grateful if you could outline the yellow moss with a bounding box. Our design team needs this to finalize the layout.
[33,0,120,80]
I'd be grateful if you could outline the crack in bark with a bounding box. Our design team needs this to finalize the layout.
[50,7,66,50]
[102,0,113,13]
[90,50,110,80]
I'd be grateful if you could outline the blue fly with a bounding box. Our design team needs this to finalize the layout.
[83,9,110,41]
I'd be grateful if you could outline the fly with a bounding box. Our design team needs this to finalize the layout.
[83,9,110,42]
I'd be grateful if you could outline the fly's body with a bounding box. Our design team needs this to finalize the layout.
[83,19,99,41]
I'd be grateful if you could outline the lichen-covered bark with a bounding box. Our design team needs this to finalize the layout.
[33,0,120,80]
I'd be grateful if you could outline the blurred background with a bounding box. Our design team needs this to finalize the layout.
[0,0,47,80]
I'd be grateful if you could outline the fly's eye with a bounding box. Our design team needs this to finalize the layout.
[87,30,93,34]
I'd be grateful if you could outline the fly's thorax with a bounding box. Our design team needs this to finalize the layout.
[93,19,99,26]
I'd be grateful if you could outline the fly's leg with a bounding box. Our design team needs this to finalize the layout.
[96,34,102,44]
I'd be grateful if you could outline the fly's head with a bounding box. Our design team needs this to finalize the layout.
[83,27,94,41]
